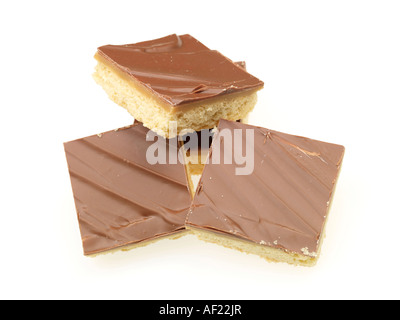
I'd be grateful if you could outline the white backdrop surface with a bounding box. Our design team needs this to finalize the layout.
[0,1,399,300]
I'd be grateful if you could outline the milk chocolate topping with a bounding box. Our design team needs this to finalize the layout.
[186,120,345,257]
[64,123,192,255]
[97,34,264,106]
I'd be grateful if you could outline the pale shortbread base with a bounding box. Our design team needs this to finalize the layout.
[87,230,189,257]
[187,227,318,267]
[93,60,259,138]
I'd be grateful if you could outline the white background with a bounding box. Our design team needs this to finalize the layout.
[1,0,399,300]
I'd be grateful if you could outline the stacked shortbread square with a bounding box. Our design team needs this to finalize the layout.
[93,34,263,138]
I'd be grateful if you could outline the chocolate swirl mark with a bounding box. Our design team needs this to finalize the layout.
[191,84,209,94]
[265,129,329,164]
[122,34,183,53]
